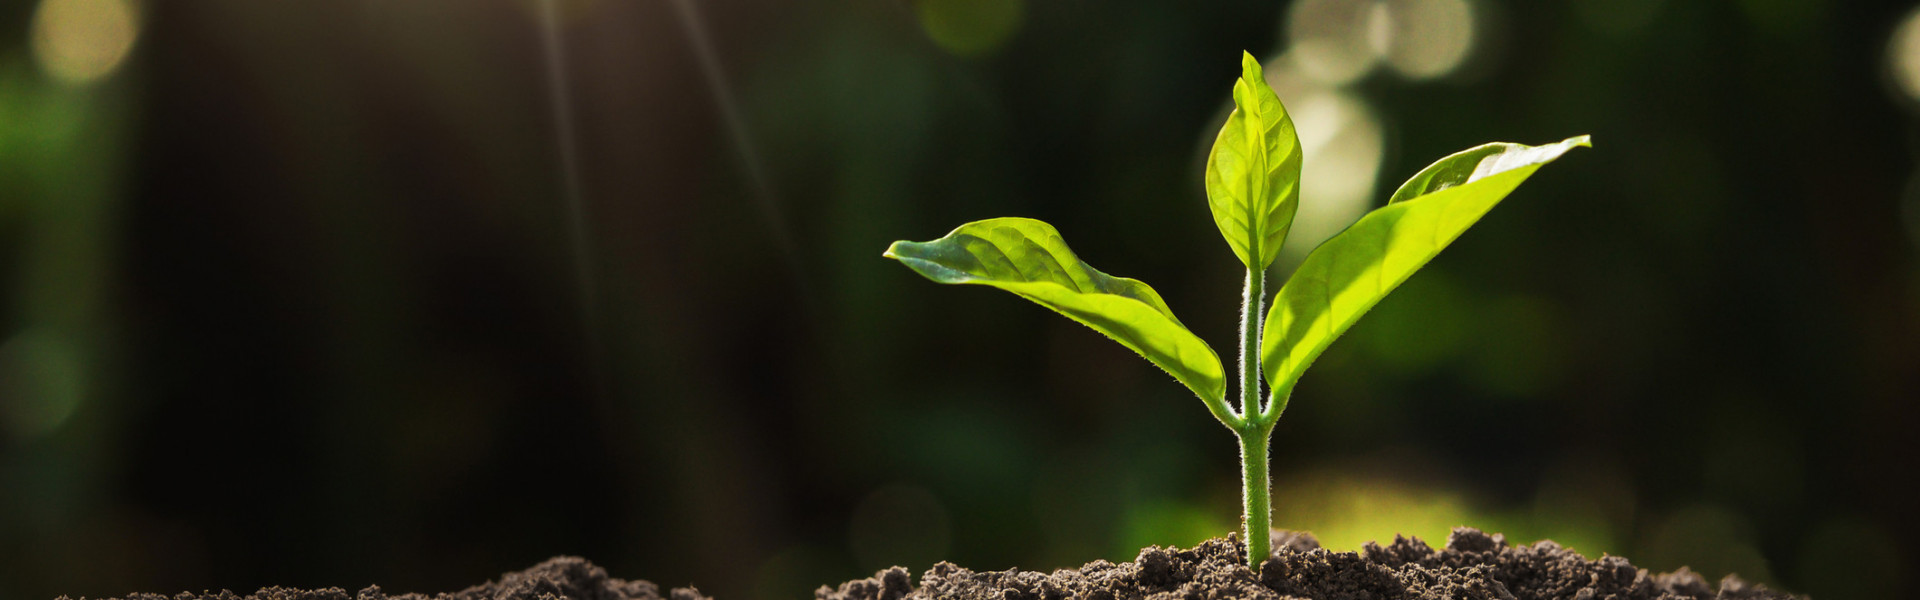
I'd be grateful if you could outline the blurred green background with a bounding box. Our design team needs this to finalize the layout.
[2,0,1917,599]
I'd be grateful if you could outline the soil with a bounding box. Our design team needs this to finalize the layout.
[58,528,1802,600]
[58,557,710,600]
[817,528,1802,600]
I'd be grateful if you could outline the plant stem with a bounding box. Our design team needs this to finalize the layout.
[1238,424,1271,571]
[1239,270,1264,416]
[1237,267,1270,570]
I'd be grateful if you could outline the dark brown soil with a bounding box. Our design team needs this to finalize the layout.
[56,528,1802,600]
[816,528,1802,600]
[57,557,709,600]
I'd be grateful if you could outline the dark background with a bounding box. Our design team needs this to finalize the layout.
[2,1,1916,599]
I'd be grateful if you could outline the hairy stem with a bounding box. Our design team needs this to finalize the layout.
[1238,267,1271,571]
[1238,424,1272,571]
[1239,269,1264,416]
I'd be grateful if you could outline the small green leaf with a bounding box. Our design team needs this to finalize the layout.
[885,217,1227,406]
[1261,135,1591,395]
[1205,51,1303,271]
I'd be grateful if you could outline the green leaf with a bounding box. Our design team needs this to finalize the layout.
[1205,51,1303,271]
[1261,135,1591,395]
[885,217,1227,406]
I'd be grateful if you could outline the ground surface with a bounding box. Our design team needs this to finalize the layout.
[56,528,1801,600]
[817,528,1802,600]
[58,557,708,600]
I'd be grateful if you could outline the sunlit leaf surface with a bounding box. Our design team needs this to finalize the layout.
[1205,52,1303,271]
[1262,135,1591,393]
[886,217,1225,404]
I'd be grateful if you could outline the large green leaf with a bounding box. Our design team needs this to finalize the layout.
[885,217,1227,405]
[1261,135,1591,394]
[1205,52,1303,271]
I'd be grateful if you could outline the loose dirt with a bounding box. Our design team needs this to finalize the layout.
[58,528,1800,600]
[817,528,1801,600]
[59,557,708,600]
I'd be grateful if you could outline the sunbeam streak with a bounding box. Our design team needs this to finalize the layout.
[536,0,609,401]
[665,0,807,289]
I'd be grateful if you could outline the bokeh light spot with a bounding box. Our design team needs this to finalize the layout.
[30,0,140,86]
[1288,0,1380,84]
[1364,2,1394,59]
[1376,0,1475,80]
[1273,470,1471,551]
[1290,0,1475,83]
[1888,6,1920,109]
[916,0,1023,58]
[1262,80,1383,264]
[0,329,86,443]
[848,483,951,572]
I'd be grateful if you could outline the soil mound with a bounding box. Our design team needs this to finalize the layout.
[59,557,709,600]
[816,528,1801,600]
[54,530,1801,600]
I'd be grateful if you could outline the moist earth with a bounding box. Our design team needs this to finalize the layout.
[58,557,709,600]
[817,528,1801,600]
[55,528,1801,600]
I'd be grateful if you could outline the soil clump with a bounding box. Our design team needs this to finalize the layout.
[817,527,1801,600]
[59,557,708,600]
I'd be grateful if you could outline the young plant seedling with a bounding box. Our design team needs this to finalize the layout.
[883,52,1589,571]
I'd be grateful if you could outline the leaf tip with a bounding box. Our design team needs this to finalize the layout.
[882,241,906,260]
[1567,134,1593,148]
[1240,50,1263,81]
